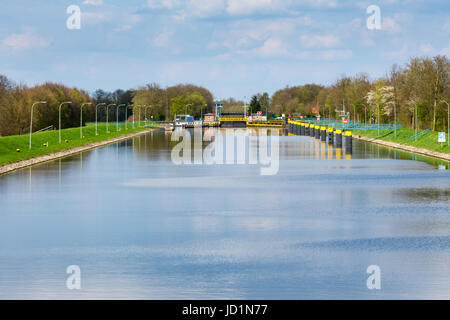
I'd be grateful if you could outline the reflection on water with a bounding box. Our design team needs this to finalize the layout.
[0,128,449,299]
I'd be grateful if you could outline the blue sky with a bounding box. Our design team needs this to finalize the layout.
[1,0,449,100]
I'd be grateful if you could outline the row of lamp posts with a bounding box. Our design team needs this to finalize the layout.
[29,101,153,150]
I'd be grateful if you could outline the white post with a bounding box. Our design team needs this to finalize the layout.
[106,104,115,133]
[125,104,130,130]
[29,101,47,149]
[80,102,92,139]
[59,101,72,144]
[439,100,449,147]
[117,104,125,131]
[415,103,418,142]
[95,103,106,136]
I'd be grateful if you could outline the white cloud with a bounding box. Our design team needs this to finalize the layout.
[419,43,434,54]
[225,0,337,15]
[113,25,134,32]
[382,17,401,33]
[210,17,313,51]
[226,0,275,15]
[147,0,338,18]
[81,11,109,24]
[441,42,450,57]
[249,38,290,57]
[382,13,412,33]
[147,0,181,10]
[153,30,175,47]
[2,28,50,51]
[187,0,225,17]
[319,49,353,60]
[83,0,103,5]
[301,34,340,48]
[443,19,450,33]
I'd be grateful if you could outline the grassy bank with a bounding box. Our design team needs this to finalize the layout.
[0,121,157,166]
[351,127,450,155]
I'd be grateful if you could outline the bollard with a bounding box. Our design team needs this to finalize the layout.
[294,122,299,135]
[305,124,310,136]
[310,124,315,137]
[345,130,352,152]
[288,121,292,133]
[327,127,334,144]
[320,126,327,141]
[335,129,342,147]
[315,125,320,139]
[300,123,305,136]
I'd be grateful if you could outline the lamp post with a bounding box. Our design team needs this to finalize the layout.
[80,102,92,139]
[364,103,367,130]
[414,102,418,142]
[394,100,397,137]
[185,103,192,116]
[117,104,125,131]
[95,102,106,136]
[201,104,206,121]
[132,105,140,126]
[125,104,132,130]
[106,104,116,133]
[144,105,152,124]
[29,101,47,149]
[439,99,449,147]
[140,105,145,127]
[59,101,72,144]
[377,102,380,135]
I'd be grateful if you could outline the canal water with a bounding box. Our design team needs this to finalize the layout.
[0,128,449,299]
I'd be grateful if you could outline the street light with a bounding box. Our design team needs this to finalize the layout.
[144,105,152,123]
[125,104,132,130]
[95,103,106,136]
[201,104,206,121]
[413,102,418,142]
[80,102,92,139]
[185,103,192,116]
[140,105,146,127]
[59,101,72,144]
[133,105,140,127]
[117,104,126,131]
[29,101,47,149]
[106,104,116,133]
[364,103,367,130]
[394,100,397,137]
[439,99,449,147]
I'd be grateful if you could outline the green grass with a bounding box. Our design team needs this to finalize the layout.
[0,121,158,166]
[351,127,450,155]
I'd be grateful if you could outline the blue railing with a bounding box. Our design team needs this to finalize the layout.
[410,129,430,141]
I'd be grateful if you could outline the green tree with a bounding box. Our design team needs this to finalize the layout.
[249,95,261,114]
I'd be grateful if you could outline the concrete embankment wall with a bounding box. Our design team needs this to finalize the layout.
[354,135,450,162]
[0,129,155,176]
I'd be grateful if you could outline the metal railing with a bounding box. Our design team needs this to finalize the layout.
[410,129,430,141]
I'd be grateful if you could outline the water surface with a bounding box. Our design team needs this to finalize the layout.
[0,128,449,299]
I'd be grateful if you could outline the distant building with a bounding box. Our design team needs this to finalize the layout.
[204,113,215,122]
[250,113,263,121]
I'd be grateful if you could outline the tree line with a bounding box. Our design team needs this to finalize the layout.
[1,54,448,137]
[250,55,449,131]
[0,78,214,137]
